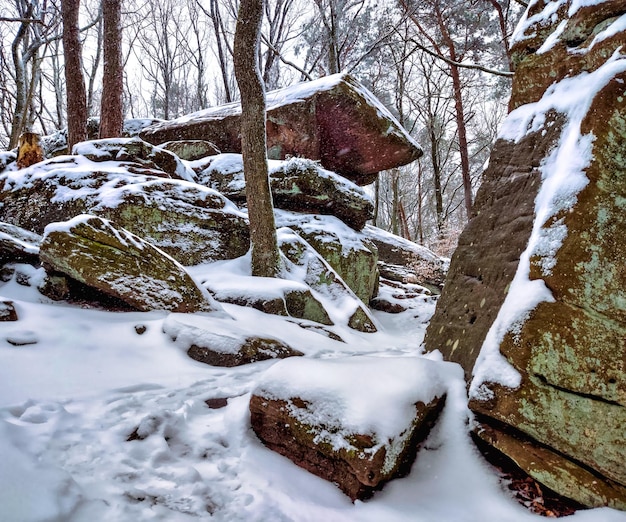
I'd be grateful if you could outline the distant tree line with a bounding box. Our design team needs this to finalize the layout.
[0,0,523,254]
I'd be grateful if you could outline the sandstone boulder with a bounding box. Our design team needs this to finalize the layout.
[160,140,220,160]
[0,156,249,265]
[250,356,447,500]
[424,0,626,509]
[40,215,219,313]
[140,74,422,186]
[275,212,379,304]
[163,313,303,367]
[72,137,195,182]
[197,155,374,230]
[360,225,447,291]
[0,223,41,265]
[278,228,377,333]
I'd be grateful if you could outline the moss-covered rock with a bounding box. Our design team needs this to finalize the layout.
[0,156,249,265]
[39,215,219,313]
[198,155,374,230]
[278,228,377,332]
[160,140,220,161]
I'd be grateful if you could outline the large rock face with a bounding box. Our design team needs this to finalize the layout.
[40,215,219,313]
[140,74,422,186]
[0,155,249,265]
[424,0,626,509]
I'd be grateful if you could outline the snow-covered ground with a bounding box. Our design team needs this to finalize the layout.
[1,261,625,522]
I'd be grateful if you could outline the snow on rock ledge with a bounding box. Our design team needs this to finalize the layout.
[250,356,447,501]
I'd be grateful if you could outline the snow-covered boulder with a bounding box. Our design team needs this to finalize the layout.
[361,225,447,290]
[163,313,303,367]
[0,299,17,321]
[279,228,377,333]
[141,73,422,186]
[250,356,447,500]
[276,212,379,304]
[72,137,195,182]
[425,0,626,510]
[0,156,249,265]
[0,222,40,265]
[197,155,374,230]
[39,215,220,313]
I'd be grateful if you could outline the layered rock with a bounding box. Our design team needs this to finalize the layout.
[278,228,377,333]
[250,356,447,500]
[197,155,374,230]
[424,0,626,509]
[0,156,249,265]
[40,215,219,313]
[140,74,422,186]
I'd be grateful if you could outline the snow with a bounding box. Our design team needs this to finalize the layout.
[1,256,625,522]
[471,45,626,397]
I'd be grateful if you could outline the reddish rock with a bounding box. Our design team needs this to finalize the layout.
[140,74,422,186]
[250,357,447,501]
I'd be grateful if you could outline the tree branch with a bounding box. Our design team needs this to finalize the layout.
[260,33,313,80]
[407,39,514,78]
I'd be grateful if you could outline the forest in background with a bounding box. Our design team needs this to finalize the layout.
[0,0,524,255]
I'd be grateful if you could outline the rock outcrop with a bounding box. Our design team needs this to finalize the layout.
[0,156,249,265]
[197,155,374,230]
[424,0,626,509]
[140,73,422,186]
[250,356,447,500]
[278,228,377,333]
[40,215,219,313]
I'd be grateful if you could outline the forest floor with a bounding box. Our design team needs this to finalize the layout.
[1,261,625,522]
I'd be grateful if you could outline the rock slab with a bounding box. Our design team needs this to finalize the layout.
[40,215,219,313]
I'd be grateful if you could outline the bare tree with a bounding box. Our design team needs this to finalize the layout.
[61,0,88,149]
[99,0,123,137]
[234,0,281,277]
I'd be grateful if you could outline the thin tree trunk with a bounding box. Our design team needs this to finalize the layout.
[100,0,123,138]
[61,0,88,151]
[234,0,281,278]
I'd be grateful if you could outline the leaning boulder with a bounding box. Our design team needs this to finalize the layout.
[163,313,303,367]
[39,215,219,313]
[197,155,374,230]
[141,73,422,186]
[0,156,249,265]
[425,0,626,510]
[250,356,447,500]
[278,228,377,333]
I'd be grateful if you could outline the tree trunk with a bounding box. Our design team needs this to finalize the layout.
[61,0,88,151]
[100,0,124,138]
[234,0,281,278]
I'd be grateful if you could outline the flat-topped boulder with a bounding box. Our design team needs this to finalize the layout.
[0,155,249,265]
[40,215,219,313]
[250,356,447,500]
[197,155,374,230]
[140,74,422,186]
